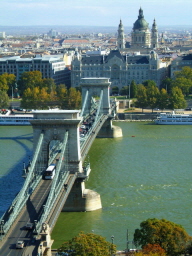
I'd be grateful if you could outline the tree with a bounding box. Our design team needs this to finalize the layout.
[42,78,56,93]
[133,218,191,256]
[67,87,81,109]
[0,90,9,108]
[169,86,186,109]
[0,76,9,91]
[143,80,156,88]
[157,88,169,110]
[174,66,192,80]
[0,73,16,96]
[58,232,116,256]
[21,87,49,109]
[160,78,172,94]
[120,86,129,96]
[146,84,160,112]
[18,71,43,95]
[135,84,148,112]
[172,77,192,96]
[130,80,137,98]
[112,86,119,95]
[142,244,166,256]
[57,85,81,110]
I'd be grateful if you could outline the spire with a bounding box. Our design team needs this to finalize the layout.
[138,7,144,19]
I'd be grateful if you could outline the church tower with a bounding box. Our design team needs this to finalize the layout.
[117,19,125,49]
[131,7,151,49]
[151,19,158,48]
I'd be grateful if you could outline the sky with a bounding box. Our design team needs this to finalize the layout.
[1,0,192,27]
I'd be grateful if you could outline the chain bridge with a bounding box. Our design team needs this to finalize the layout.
[0,78,123,256]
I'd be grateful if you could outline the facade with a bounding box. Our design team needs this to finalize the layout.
[170,54,192,78]
[71,50,169,89]
[0,55,70,85]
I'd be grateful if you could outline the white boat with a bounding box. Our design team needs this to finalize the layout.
[155,111,192,125]
[0,111,33,125]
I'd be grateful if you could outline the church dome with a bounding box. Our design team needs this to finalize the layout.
[133,8,149,30]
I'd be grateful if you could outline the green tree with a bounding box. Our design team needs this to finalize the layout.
[133,218,191,256]
[143,80,156,88]
[58,232,116,256]
[174,66,192,80]
[0,90,9,108]
[42,78,56,93]
[169,86,186,109]
[18,71,43,95]
[146,84,160,112]
[130,80,137,98]
[112,86,119,95]
[56,84,68,109]
[158,88,169,110]
[21,87,49,109]
[120,86,129,96]
[1,73,16,96]
[0,76,9,91]
[160,77,172,94]
[67,87,81,109]
[135,84,148,112]
[172,77,192,96]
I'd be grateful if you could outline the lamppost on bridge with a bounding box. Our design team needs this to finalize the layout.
[111,235,114,255]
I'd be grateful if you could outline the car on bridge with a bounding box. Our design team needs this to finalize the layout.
[25,222,34,230]
[16,240,24,249]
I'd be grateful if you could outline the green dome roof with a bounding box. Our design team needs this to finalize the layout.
[133,8,149,30]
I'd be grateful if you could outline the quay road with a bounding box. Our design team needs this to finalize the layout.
[0,180,52,256]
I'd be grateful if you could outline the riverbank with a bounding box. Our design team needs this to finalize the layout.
[117,108,192,121]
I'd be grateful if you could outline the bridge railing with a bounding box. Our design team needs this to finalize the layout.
[0,132,45,238]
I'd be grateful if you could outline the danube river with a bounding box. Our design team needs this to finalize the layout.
[0,122,192,250]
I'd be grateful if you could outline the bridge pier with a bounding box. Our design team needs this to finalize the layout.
[97,117,123,138]
[62,179,102,212]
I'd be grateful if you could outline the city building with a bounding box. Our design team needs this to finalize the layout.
[0,55,70,85]
[71,49,169,89]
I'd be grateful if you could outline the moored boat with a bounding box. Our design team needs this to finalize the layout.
[0,111,33,125]
[155,111,192,125]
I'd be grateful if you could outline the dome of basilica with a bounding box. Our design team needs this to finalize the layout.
[133,8,149,30]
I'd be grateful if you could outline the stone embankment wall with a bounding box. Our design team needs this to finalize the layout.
[117,113,158,121]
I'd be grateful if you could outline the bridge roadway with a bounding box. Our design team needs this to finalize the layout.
[0,179,52,255]
[0,173,76,255]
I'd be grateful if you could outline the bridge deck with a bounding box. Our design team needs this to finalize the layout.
[0,180,52,255]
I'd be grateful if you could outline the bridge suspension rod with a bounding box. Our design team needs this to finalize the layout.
[80,89,89,117]
[3,132,44,235]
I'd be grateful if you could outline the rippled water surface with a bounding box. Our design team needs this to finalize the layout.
[0,123,192,249]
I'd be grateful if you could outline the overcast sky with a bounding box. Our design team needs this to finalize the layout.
[1,0,192,27]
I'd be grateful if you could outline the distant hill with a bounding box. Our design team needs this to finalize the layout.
[0,25,191,36]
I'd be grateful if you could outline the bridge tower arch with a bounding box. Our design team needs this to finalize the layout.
[80,77,123,138]
[81,77,111,116]
[31,110,82,174]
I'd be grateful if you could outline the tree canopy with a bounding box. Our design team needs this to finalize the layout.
[58,232,116,256]
[0,90,9,108]
[133,218,191,256]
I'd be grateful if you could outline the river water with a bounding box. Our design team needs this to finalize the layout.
[0,122,192,250]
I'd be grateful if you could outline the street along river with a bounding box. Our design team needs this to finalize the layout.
[0,122,192,250]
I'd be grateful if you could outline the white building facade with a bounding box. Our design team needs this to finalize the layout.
[71,50,169,89]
